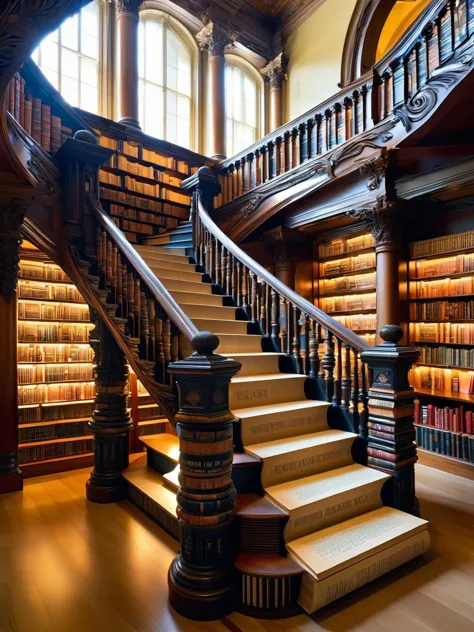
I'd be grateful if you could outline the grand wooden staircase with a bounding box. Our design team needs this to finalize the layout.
[120,219,429,617]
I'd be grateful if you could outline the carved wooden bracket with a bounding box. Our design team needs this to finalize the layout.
[0,197,29,301]
[348,195,399,252]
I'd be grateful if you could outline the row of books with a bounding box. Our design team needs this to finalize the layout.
[6,73,73,154]
[414,399,473,434]
[18,323,93,343]
[18,401,95,424]
[415,424,474,463]
[18,364,94,385]
[110,217,154,236]
[138,405,162,422]
[18,302,90,321]
[320,272,376,295]
[409,300,474,321]
[318,234,375,259]
[19,439,93,464]
[321,293,376,314]
[410,322,474,344]
[412,253,474,278]
[20,263,70,282]
[411,229,474,258]
[101,187,188,216]
[125,176,189,205]
[109,154,183,187]
[109,205,167,226]
[333,314,376,331]
[19,421,90,444]
[410,366,474,395]
[320,253,375,277]
[18,343,93,364]
[18,281,84,303]
[18,382,96,405]
[415,345,474,369]
[97,135,197,176]
[410,277,474,298]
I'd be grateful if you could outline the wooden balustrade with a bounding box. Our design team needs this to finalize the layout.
[185,167,371,436]
[214,0,474,209]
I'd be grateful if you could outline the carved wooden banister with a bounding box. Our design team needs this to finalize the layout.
[214,0,474,210]
[184,166,371,436]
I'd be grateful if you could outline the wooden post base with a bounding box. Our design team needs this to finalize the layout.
[0,455,23,494]
[85,476,127,504]
[168,559,236,621]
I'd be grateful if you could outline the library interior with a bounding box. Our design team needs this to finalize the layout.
[1,0,474,630]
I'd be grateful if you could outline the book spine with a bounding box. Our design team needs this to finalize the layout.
[31,98,42,145]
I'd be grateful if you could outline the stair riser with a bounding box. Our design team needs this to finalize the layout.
[173,292,224,306]
[229,377,307,410]
[191,319,249,334]
[180,335,263,357]
[142,245,189,255]
[181,304,239,320]
[142,259,197,273]
[152,232,192,245]
[147,241,193,250]
[282,481,384,543]
[136,246,191,262]
[258,437,355,487]
[239,408,329,446]
[228,354,282,377]
[146,268,204,283]
[161,278,212,294]
[127,482,179,541]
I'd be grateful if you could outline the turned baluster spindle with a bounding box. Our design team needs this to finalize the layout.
[291,128,299,169]
[341,344,352,410]
[333,339,342,408]
[291,305,301,372]
[163,318,171,375]
[308,319,319,377]
[134,279,141,339]
[268,141,276,179]
[275,137,282,176]
[359,363,369,439]
[307,118,316,160]
[270,289,280,350]
[315,114,323,155]
[248,153,256,190]
[279,297,287,354]
[148,299,156,362]
[154,317,164,383]
[299,122,308,163]
[283,131,291,173]
[255,149,261,186]
[322,329,335,403]
[171,327,179,363]
[261,147,268,183]
[300,315,309,375]
[344,98,352,141]
[127,271,135,335]
[241,157,248,194]
[259,282,266,335]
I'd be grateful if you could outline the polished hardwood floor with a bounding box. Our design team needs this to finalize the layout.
[0,463,473,632]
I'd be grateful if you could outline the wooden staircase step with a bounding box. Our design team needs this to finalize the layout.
[229,373,308,410]
[288,507,430,614]
[144,266,204,283]
[163,465,180,492]
[180,333,263,357]
[141,433,179,474]
[190,318,249,334]
[160,277,213,294]
[180,303,240,320]
[226,352,284,377]
[266,463,389,542]
[245,429,357,487]
[135,245,191,262]
[234,399,329,446]
[171,290,226,306]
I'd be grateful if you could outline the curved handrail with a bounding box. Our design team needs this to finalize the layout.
[197,195,370,354]
[88,194,199,341]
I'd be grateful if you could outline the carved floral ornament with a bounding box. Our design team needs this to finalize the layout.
[115,0,142,17]
[358,151,389,191]
[261,53,287,89]
[196,22,235,58]
[347,195,399,251]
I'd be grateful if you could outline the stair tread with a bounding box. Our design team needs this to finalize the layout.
[231,373,306,385]
[287,506,429,581]
[266,463,389,511]
[234,553,303,577]
[141,433,179,462]
[163,465,180,492]
[234,399,328,418]
[245,429,356,459]
[122,461,177,518]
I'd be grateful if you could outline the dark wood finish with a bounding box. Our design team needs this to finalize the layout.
[116,1,141,129]
[167,332,241,621]
[21,453,94,478]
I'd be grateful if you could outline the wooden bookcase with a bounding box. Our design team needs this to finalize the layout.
[408,229,474,477]
[317,232,376,346]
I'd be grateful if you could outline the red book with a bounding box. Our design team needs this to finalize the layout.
[466,410,472,435]
[448,408,454,432]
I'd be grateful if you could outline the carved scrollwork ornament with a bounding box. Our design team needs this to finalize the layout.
[348,195,399,252]
[0,198,29,301]
[261,53,287,89]
[359,151,389,191]
[239,195,261,219]
[196,21,233,59]
[115,0,142,17]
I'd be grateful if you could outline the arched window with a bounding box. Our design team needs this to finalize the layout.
[31,2,100,114]
[138,14,194,149]
[225,60,259,156]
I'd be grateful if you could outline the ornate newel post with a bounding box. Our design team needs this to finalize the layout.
[361,325,419,515]
[86,313,133,503]
[167,332,241,620]
[261,53,286,132]
[116,0,141,129]
[0,197,28,493]
[197,22,231,159]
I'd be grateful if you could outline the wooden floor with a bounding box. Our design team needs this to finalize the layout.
[0,464,473,632]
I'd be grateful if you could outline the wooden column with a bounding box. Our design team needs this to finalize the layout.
[86,313,133,503]
[0,197,28,494]
[263,226,305,291]
[197,22,231,160]
[261,53,286,132]
[361,325,419,515]
[116,0,141,129]
[167,332,241,620]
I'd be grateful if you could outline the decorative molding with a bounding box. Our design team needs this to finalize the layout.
[348,195,399,252]
[260,53,287,89]
[263,226,306,269]
[359,150,389,191]
[0,197,29,301]
[115,0,142,17]
[196,21,234,58]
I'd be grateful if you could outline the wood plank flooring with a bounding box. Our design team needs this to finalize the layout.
[0,463,472,632]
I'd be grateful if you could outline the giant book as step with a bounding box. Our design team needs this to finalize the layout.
[287,506,430,613]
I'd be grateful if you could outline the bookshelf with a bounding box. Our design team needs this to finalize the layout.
[18,250,95,476]
[409,229,474,477]
[317,232,377,345]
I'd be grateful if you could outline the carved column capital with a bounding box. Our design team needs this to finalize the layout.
[348,195,399,253]
[359,151,389,191]
[0,197,29,301]
[261,53,287,89]
[263,226,306,271]
[115,0,141,18]
[196,21,233,59]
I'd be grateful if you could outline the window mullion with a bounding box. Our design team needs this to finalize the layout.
[163,23,167,141]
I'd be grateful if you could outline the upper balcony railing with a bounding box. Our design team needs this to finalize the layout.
[214,0,474,208]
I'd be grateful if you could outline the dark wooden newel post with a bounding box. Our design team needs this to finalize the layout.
[361,325,419,515]
[0,197,28,494]
[86,313,133,503]
[167,332,241,621]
